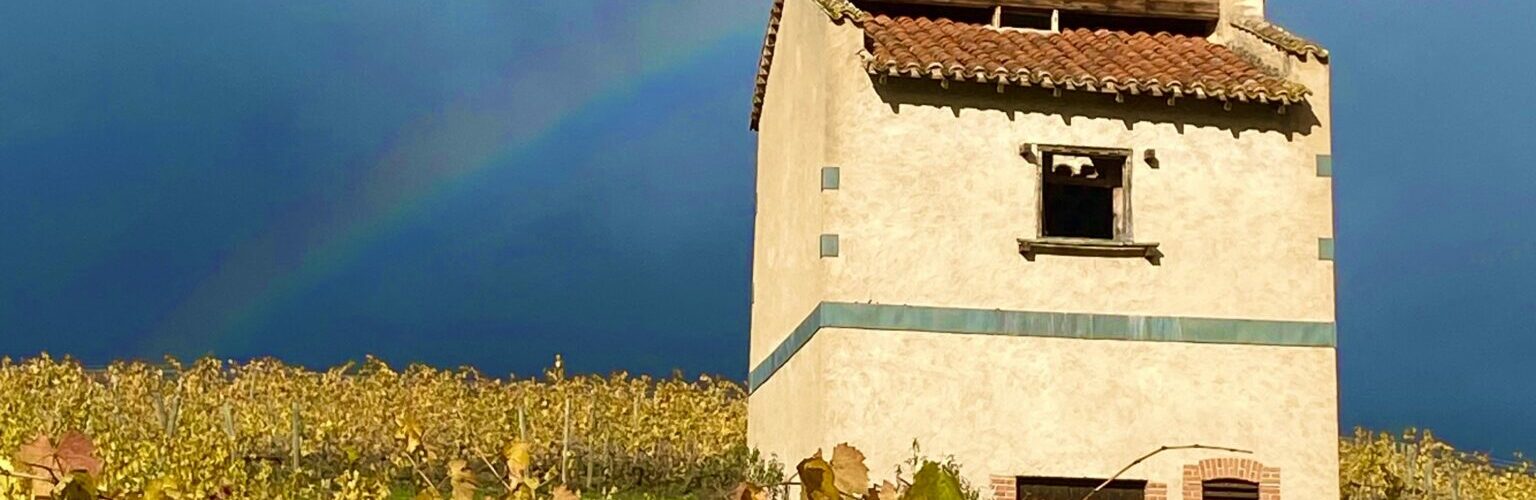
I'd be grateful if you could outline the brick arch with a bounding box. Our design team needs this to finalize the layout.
[1181,458,1280,500]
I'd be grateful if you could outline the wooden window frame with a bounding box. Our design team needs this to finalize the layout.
[1018,143,1161,263]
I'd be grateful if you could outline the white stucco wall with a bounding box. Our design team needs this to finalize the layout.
[1224,0,1266,19]
[749,0,837,366]
[813,19,1335,324]
[758,328,1339,500]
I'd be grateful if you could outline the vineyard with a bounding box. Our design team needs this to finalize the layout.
[0,355,1531,499]
[0,355,754,499]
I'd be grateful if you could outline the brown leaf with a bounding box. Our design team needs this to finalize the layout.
[830,443,869,496]
[14,433,103,498]
[53,432,103,478]
[866,481,900,500]
[16,434,53,471]
[552,484,580,500]
[17,443,51,498]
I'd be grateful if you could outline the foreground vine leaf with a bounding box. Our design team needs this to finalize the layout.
[798,451,840,500]
[54,472,97,500]
[552,484,580,500]
[17,434,55,498]
[505,441,531,482]
[15,432,104,498]
[902,462,962,500]
[728,481,767,500]
[53,433,104,478]
[397,416,426,456]
[449,459,477,500]
[867,480,900,500]
[831,443,870,496]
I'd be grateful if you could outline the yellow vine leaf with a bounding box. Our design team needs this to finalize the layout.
[797,451,840,500]
[449,458,478,500]
[505,441,531,482]
[903,462,962,500]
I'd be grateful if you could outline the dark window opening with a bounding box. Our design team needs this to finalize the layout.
[1016,476,1146,500]
[1202,479,1260,500]
[999,7,1053,29]
[1041,152,1126,240]
[1058,11,1214,36]
[857,1,993,24]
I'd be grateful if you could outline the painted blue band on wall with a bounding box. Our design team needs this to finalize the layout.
[748,302,1337,392]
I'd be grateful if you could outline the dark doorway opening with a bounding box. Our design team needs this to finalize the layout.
[1202,479,1260,500]
[1015,476,1146,500]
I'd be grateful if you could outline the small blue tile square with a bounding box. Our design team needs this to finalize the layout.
[820,234,839,257]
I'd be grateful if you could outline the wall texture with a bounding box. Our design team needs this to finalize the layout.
[749,0,835,365]
[758,327,1339,500]
[820,53,1335,324]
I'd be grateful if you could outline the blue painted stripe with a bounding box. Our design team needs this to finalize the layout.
[748,302,1336,392]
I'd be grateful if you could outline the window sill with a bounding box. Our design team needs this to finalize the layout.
[1017,238,1163,264]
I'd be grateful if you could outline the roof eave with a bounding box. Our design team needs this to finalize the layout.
[861,57,1311,107]
[1231,17,1331,63]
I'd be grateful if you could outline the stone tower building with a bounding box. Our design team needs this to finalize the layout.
[746,0,1337,499]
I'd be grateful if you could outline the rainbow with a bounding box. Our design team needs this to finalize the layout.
[146,5,764,355]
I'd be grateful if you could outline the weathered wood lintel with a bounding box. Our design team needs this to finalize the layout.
[1018,238,1162,263]
[1026,143,1134,158]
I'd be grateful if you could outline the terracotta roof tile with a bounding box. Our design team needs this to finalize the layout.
[748,2,1317,130]
[1232,17,1329,61]
[862,15,1308,104]
[749,0,785,131]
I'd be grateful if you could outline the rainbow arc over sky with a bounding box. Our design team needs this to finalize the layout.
[146,3,764,356]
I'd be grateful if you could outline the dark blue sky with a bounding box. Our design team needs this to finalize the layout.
[2,2,1533,455]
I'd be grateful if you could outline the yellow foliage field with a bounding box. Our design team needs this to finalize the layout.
[0,355,1530,499]
[0,355,747,498]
